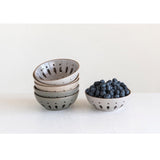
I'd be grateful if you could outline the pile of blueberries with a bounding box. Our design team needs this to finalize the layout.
[85,78,130,99]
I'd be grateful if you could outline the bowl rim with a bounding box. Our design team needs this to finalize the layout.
[85,89,131,100]
[34,85,79,93]
[35,91,79,99]
[33,58,80,82]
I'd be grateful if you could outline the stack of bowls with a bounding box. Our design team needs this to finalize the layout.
[33,59,80,110]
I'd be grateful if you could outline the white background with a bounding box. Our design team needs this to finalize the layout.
[0,24,160,95]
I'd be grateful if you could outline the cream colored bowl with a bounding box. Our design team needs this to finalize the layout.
[35,78,79,92]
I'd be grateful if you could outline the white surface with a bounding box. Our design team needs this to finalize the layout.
[0,92,160,133]
[0,24,160,94]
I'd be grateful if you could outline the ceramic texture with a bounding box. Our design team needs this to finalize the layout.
[35,91,79,110]
[33,59,79,85]
[34,78,79,92]
[85,93,131,112]
[34,85,79,98]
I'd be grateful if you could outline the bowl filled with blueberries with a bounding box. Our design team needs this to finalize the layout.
[85,78,131,111]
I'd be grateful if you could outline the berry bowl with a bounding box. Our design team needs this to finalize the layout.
[34,85,79,98]
[33,59,79,85]
[35,77,79,92]
[85,92,131,111]
[85,78,131,112]
[35,91,79,110]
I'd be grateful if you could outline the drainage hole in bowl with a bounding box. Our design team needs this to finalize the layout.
[114,106,117,109]
[70,68,74,74]
[59,67,62,72]
[55,106,58,109]
[53,68,57,74]
[107,106,110,109]
[62,104,65,108]
[65,67,68,73]
[48,105,51,109]
[120,104,123,107]
[99,105,103,109]
[39,76,43,80]
[47,69,51,75]
[42,72,47,78]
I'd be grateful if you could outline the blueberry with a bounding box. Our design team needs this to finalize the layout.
[90,85,95,88]
[95,90,100,97]
[96,85,100,90]
[103,94,107,98]
[119,86,124,91]
[117,81,121,85]
[94,81,100,86]
[100,83,106,88]
[125,89,130,96]
[86,88,89,94]
[116,90,120,95]
[101,87,106,91]
[106,85,112,91]
[105,94,111,99]
[114,95,120,98]
[120,92,125,97]
[120,82,126,88]
[100,91,106,97]
[100,80,105,84]
[121,90,125,95]
[112,78,118,83]
[106,80,112,85]
[113,86,117,90]
[88,91,94,96]
[109,90,114,96]
[90,87,96,94]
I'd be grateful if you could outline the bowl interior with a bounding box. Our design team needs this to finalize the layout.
[34,59,79,82]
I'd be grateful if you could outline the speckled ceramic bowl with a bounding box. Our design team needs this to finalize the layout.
[34,77,79,92]
[34,74,79,86]
[33,59,79,85]
[35,91,79,110]
[34,85,79,98]
[85,91,131,112]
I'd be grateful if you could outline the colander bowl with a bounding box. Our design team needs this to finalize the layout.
[34,85,79,98]
[34,74,79,86]
[34,77,79,92]
[35,91,79,110]
[85,92,131,112]
[33,59,79,85]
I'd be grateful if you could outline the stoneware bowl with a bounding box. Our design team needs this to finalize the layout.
[33,59,79,85]
[34,74,79,86]
[34,78,79,92]
[34,85,79,98]
[85,92,131,112]
[35,91,79,110]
